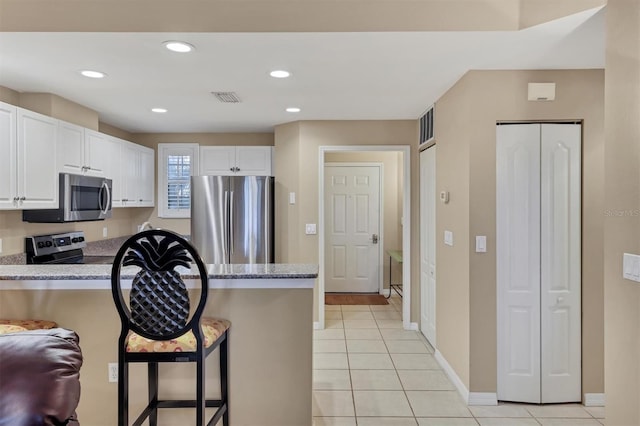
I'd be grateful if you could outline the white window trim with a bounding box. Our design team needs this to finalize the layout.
[158,143,199,218]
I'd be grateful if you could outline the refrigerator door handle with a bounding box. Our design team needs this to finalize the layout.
[229,190,234,255]
[224,189,230,262]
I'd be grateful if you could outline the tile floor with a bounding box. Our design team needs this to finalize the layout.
[312,296,605,426]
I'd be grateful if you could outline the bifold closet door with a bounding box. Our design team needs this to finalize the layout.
[497,123,581,404]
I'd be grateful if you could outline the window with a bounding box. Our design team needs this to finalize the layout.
[158,143,199,218]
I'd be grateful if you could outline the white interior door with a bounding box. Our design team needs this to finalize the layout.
[497,123,581,404]
[420,146,437,346]
[325,165,381,293]
[540,124,582,403]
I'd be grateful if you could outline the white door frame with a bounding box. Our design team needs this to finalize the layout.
[318,145,412,330]
[324,162,384,294]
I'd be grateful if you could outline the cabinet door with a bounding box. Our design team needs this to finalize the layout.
[200,146,236,175]
[17,108,58,209]
[104,136,123,207]
[121,142,140,206]
[84,129,109,177]
[0,102,17,209]
[235,146,273,176]
[138,146,155,206]
[57,120,85,175]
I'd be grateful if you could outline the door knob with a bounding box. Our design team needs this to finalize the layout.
[557,296,564,304]
[372,234,379,244]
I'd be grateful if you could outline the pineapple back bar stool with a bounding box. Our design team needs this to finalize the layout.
[111,229,230,426]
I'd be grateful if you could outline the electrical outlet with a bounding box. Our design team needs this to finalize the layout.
[0,238,3,254]
[108,363,118,382]
[103,227,108,238]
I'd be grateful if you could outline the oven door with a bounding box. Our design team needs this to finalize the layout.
[64,174,112,222]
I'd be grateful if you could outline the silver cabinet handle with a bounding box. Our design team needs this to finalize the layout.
[20,196,26,201]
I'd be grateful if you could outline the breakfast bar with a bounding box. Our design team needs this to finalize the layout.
[0,263,318,426]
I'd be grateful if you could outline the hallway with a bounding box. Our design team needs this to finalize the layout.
[312,296,605,426]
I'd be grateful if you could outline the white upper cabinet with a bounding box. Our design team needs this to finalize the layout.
[57,123,108,177]
[199,146,272,176]
[104,136,123,207]
[0,102,17,209]
[120,141,155,207]
[16,107,58,209]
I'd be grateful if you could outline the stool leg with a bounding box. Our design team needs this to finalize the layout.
[148,362,158,426]
[221,333,229,426]
[196,353,205,426]
[118,360,129,426]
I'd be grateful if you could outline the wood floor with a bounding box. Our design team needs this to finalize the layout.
[325,293,389,305]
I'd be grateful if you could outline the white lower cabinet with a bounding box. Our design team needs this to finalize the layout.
[0,104,58,210]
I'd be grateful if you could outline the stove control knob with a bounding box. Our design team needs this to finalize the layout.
[78,236,85,242]
[71,237,78,243]
[37,242,45,249]
[45,241,53,247]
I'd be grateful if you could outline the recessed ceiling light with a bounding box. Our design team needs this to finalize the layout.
[80,70,106,79]
[151,108,168,113]
[286,107,301,113]
[164,41,195,53]
[270,70,291,78]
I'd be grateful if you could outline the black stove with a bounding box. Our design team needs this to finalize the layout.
[25,231,115,265]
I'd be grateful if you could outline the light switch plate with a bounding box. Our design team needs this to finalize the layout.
[444,230,453,246]
[289,192,296,205]
[305,224,317,235]
[0,238,3,254]
[623,253,640,282]
[476,236,486,253]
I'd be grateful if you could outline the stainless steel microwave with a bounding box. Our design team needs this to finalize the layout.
[23,173,112,223]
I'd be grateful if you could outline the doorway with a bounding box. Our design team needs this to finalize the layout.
[318,146,411,330]
[420,145,436,346]
[324,163,382,293]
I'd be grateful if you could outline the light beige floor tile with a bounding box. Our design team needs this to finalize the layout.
[351,369,403,390]
[325,311,344,320]
[376,319,405,329]
[315,328,346,340]
[347,339,388,353]
[469,404,533,418]
[314,353,349,370]
[353,390,414,417]
[391,353,440,370]
[343,311,375,320]
[526,404,591,418]
[314,339,348,353]
[312,390,355,417]
[313,417,356,426]
[341,305,372,312]
[324,305,342,311]
[417,419,480,426]
[406,391,472,417]
[372,310,403,320]
[585,406,605,419]
[348,353,395,370]
[313,369,352,390]
[344,319,379,329]
[345,329,383,340]
[326,319,345,329]
[537,419,602,426]
[381,329,421,340]
[370,304,398,311]
[357,417,418,426]
[385,340,431,354]
[397,370,455,390]
[476,419,540,426]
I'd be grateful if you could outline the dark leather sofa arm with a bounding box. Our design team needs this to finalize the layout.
[0,328,83,426]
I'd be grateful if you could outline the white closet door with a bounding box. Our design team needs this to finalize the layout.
[540,124,582,403]
[420,146,437,346]
[497,124,542,403]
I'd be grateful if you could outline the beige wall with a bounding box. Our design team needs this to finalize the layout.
[0,85,19,105]
[604,1,640,424]
[518,0,605,28]
[325,151,404,290]
[0,287,313,426]
[434,69,605,394]
[19,93,99,130]
[274,120,419,322]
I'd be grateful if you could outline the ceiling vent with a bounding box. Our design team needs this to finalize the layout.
[419,105,434,145]
[212,92,241,103]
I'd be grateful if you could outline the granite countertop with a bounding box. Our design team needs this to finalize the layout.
[0,263,319,281]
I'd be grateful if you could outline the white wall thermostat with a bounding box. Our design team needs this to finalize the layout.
[440,191,450,203]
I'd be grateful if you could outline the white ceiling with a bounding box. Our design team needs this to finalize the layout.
[0,7,604,134]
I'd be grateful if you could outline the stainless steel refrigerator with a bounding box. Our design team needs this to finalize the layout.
[191,175,274,264]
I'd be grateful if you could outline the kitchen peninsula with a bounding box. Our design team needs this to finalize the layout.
[0,263,318,426]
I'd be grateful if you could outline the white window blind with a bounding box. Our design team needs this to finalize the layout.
[158,143,199,218]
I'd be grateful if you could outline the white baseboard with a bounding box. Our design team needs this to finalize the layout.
[584,393,605,407]
[468,392,498,406]
[313,321,322,330]
[408,322,419,331]
[434,350,470,404]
